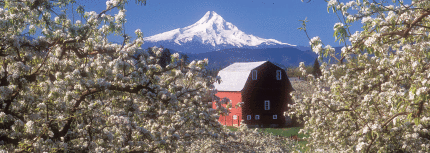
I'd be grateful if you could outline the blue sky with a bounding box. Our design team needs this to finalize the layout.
[72,0,363,47]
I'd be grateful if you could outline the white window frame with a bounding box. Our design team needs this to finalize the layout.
[276,70,282,80]
[264,100,270,110]
[255,115,260,120]
[252,70,257,80]
[247,115,251,120]
[273,115,277,119]
[233,115,237,120]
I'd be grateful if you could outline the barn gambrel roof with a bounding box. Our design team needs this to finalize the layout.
[214,61,267,91]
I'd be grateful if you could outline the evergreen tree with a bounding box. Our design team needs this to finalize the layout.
[180,53,189,70]
[207,66,222,77]
[311,58,322,78]
[146,46,156,56]
[159,47,171,68]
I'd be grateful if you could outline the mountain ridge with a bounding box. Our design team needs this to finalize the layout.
[138,11,342,69]
[141,11,294,53]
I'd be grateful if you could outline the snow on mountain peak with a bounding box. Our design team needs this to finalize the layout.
[143,11,295,51]
[196,11,224,25]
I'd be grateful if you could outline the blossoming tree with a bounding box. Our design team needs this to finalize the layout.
[0,0,296,152]
[292,0,430,152]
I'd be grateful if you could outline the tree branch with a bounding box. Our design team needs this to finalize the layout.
[382,112,410,128]
[52,88,100,141]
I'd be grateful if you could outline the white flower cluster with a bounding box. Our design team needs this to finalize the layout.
[106,0,120,8]
[310,36,323,55]
[364,36,376,47]
[324,45,335,54]
[25,121,35,134]
[328,0,338,7]
[361,16,373,24]
[115,10,126,23]
[0,112,6,120]
[333,22,344,30]
[310,36,321,45]
[290,0,430,152]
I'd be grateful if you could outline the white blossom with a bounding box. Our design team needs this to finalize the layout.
[37,103,46,109]
[361,16,372,24]
[310,36,321,45]
[115,10,125,22]
[333,22,344,30]
[364,36,376,47]
[0,112,6,119]
[172,53,179,59]
[412,61,418,69]
[25,121,35,134]
[328,0,338,6]
[312,43,323,54]
[356,142,367,151]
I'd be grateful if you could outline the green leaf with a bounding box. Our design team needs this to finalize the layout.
[414,118,420,125]
[372,131,379,139]
[411,86,417,94]
[407,113,413,120]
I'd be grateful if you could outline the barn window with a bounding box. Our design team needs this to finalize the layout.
[252,70,257,80]
[255,115,260,120]
[233,115,237,120]
[276,70,281,80]
[273,115,277,119]
[247,115,251,120]
[264,100,270,110]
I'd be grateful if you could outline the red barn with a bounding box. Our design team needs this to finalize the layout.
[212,61,294,128]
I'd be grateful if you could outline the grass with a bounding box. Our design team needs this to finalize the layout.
[260,127,309,152]
[260,127,305,138]
[226,126,310,152]
[225,126,238,132]
[226,126,305,137]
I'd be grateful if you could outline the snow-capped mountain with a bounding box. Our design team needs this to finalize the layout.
[141,11,295,53]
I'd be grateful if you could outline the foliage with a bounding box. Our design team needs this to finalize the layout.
[311,58,322,78]
[0,0,298,152]
[206,66,223,78]
[286,65,313,80]
[292,0,430,152]
[290,80,315,100]
[179,53,189,69]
